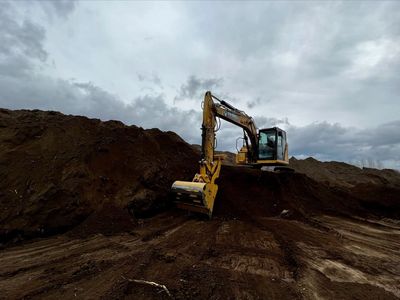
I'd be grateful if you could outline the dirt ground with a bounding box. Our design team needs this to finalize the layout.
[1,109,400,299]
[1,211,399,299]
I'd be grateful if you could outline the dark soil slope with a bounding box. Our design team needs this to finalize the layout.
[215,166,400,220]
[290,157,400,188]
[0,108,197,242]
[289,157,400,219]
[1,108,399,245]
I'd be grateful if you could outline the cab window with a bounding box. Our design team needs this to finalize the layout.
[258,131,276,160]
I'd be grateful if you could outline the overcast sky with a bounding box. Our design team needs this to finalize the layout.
[1,1,399,169]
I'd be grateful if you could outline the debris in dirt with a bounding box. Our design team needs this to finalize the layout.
[280,209,290,217]
[121,276,173,298]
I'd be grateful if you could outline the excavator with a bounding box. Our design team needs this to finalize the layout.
[171,91,290,218]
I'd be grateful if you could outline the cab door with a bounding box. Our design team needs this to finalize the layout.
[277,131,284,161]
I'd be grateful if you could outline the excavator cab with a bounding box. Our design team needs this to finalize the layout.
[236,127,289,166]
[257,127,289,165]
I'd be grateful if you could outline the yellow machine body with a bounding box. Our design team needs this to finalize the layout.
[171,91,290,218]
[171,92,222,218]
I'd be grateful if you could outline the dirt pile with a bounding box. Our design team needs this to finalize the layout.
[1,109,400,299]
[1,108,399,245]
[288,157,400,218]
[215,165,400,220]
[289,156,400,188]
[0,108,197,243]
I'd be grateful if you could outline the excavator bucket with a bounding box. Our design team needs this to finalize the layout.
[171,181,218,218]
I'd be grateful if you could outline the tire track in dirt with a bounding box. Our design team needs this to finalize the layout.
[1,213,400,299]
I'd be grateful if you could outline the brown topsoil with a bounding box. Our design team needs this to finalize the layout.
[1,108,400,299]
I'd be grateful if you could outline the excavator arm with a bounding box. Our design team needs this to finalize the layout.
[212,95,258,163]
[172,91,260,217]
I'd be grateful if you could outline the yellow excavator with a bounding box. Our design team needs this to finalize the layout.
[171,91,290,218]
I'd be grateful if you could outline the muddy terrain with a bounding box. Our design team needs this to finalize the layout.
[1,109,399,299]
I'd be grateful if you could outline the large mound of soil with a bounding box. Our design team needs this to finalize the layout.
[215,166,400,220]
[1,108,399,245]
[1,108,400,299]
[290,156,400,188]
[0,108,197,242]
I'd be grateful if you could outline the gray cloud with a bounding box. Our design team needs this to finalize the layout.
[0,4,199,142]
[254,116,289,129]
[69,83,201,142]
[0,2,399,169]
[0,6,47,75]
[1,75,201,144]
[287,121,400,169]
[38,0,76,19]
[246,97,262,109]
[175,75,223,101]
[137,73,162,87]
[180,2,400,126]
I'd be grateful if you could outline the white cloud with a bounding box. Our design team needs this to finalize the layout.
[345,38,400,79]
